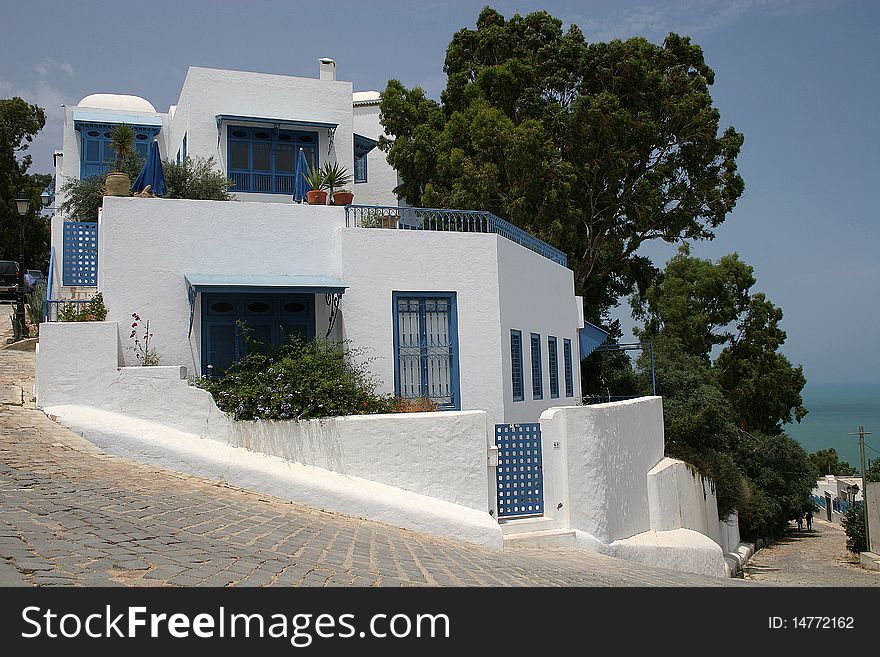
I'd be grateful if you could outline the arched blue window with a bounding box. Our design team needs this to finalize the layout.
[79,123,159,179]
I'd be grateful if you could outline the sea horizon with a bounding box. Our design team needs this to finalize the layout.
[785,380,880,473]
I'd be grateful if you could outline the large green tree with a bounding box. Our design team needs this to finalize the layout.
[630,247,814,540]
[379,7,744,316]
[809,448,857,476]
[0,97,49,269]
[635,245,806,434]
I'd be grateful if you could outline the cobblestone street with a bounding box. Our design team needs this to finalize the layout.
[0,305,754,588]
[743,518,880,587]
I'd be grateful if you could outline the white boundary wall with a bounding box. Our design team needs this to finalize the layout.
[538,398,740,577]
[35,321,501,548]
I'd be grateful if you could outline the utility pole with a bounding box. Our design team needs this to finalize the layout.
[849,426,872,552]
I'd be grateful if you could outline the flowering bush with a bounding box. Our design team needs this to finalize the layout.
[129,312,160,365]
[58,293,108,322]
[194,331,397,421]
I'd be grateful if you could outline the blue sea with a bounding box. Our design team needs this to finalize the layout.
[785,381,880,472]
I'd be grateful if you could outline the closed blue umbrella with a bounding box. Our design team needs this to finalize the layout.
[293,147,309,203]
[131,139,167,196]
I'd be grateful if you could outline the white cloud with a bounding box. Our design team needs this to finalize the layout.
[34,58,75,79]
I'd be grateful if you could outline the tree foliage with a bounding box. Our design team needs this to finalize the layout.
[162,156,234,201]
[808,448,857,477]
[629,248,814,541]
[0,97,50,269]
[635,245,806,434]
[379,7,744,315]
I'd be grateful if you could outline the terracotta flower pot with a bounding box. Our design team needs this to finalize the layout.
[332,191,354,205]
[306,190,328,205]
[104,172,131,197]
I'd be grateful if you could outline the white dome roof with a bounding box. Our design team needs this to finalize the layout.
[78,93,157,113]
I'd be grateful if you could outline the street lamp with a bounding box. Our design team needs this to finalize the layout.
[14,192,30,339]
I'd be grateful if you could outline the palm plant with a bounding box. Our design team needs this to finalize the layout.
[109,124,136,172]
[320,161,352,202]
[303,164,327,192]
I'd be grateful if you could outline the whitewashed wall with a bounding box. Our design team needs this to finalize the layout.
[539,398,666,543]
[351,101,398,205]
[340,227,506,423]
[34,320,501,548]
[166,66,354,204]
[99,197,345,373]
[537,398,740,576]
[496,237,582,424]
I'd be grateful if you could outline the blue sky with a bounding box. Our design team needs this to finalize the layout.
[1,0,877,385]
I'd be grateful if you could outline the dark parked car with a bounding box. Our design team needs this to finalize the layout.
[0,261,19,300]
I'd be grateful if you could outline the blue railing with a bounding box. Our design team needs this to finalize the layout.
[42,299,93,323]
[43,246,55,322]
[345,205,568,267]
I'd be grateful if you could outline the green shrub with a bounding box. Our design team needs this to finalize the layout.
[162,156,235,200]
[195,331,397,421]
[58,293,108,322]
[842,503,866,553]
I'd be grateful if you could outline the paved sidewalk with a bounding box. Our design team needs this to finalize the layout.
[0,312,748,587]
[743,519,880,586]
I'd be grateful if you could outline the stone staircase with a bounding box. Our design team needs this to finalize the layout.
[500,516,576,548]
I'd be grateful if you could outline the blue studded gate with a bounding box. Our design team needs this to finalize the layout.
[495,423,544,518]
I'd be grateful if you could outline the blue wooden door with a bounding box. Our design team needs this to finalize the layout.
[202,293,314,375]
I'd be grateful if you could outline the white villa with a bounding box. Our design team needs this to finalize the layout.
[49,59,584,426]
[34,59,750,577]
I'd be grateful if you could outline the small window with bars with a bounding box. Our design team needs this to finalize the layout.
[511,330,524,402]
[531,333,543,400]
[563,338,574,397]
[548,336,559,398]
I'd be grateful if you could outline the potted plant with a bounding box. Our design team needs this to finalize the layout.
[332,188,354,205]
[104,124,136,196]
[303,165,328,205]
[320,162,353,205]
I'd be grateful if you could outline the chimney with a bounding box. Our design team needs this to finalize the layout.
[319,58,336,81]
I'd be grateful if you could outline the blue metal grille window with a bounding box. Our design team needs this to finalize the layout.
[62,222,98,286]
[393,292,460,410]
[510,330,524,402]
[495,423,544,518]
[531,333,543,400]
[354,152,367,183]
[548,336,559,398]
[563,338,574,397]
[79,124,158,179]
[227,126,318,194]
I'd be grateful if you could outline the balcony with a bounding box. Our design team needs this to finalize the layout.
[345,205,568,267]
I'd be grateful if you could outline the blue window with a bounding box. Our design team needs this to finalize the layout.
[510,330,523,402]
[182,133,187,162]
[354,152,367,183]
[79,123,157,179]
[393,292,460,410]
[548,336,559,398]
[531,333,543,400]
[227,126,317,194]
[563,338,574,397]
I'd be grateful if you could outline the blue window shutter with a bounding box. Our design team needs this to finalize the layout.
[511,330,523,402]
[548,336,559,398]
[563,338,574,397]
[531,333,543,400]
